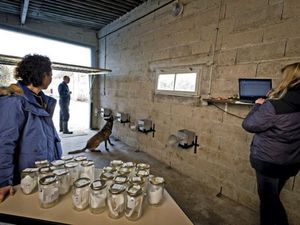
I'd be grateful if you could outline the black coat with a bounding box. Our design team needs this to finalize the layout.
[242,84,300,177]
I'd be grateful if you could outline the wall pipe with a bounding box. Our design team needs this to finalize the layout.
[207,0,223,97]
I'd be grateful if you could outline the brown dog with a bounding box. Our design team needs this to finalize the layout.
[68,116,114,154]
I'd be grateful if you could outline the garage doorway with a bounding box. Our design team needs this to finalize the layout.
[0,28,93,133]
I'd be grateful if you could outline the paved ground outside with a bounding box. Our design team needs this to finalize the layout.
[53,99,89,132]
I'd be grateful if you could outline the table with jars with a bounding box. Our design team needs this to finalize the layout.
[0,156,193,225]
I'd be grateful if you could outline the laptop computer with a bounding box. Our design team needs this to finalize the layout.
[238,78,272,103]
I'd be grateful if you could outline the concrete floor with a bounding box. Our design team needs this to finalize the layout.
[60,130,259,225]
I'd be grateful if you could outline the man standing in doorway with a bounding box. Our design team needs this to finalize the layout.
[58,75,73,134]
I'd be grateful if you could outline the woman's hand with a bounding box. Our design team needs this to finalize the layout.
[255,98,265,105]
[0,186,15,203]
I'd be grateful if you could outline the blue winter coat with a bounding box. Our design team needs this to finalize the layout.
[0,82,62,187]
[242,84,300,177]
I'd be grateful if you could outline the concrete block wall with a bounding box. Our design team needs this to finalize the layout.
[98,0,300,223]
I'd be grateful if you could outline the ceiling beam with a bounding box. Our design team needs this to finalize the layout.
[20,0,30,25]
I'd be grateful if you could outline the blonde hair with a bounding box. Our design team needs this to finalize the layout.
[268,62,300,99]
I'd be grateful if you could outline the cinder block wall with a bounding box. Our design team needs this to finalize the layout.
[98,0,300,223]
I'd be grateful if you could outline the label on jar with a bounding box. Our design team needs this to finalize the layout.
[112,184,124,191]
[137,170,148,176]
[125,162,134,167]
[127,196,135,209]
[115,177,126,183]
[53,169,68,176]
[93,181,102,188]
[132,176,141,182]
[102,172,114,179]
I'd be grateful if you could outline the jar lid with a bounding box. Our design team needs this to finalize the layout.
[74,177,91,188]
[61,155,74,161]
[103,166,116,173]
[130,176,144,184]
[81,160,94,167]
[109,183,126,194]
[39,166,52,174]
[118,167,130,175]
[53,168,68,176]
[39,175,57,185]
[34,160,49,167]
[65,162,79,168]
[137,163,150,170]
[113,175,128,184]
[90,180,106,190]
[136,169,149,177]
[51,160,65,167]
[127,184,142,197]
[110,160,123,167]
[22,168,36,173]
[123,162,135,168]
[74,155,87,162]
[150,176,165,185]
[100,172,114,180]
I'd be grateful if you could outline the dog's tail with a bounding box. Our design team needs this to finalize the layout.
[68,147,86,154]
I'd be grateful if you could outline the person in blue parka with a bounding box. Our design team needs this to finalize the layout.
[58,75,73,134]
[0,54,62,202]
[242,62,300,225]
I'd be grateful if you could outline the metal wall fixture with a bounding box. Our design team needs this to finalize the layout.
[168,129,199,154]
[116,112,130,124]
[137,119,155,137]
[100,108,112,119]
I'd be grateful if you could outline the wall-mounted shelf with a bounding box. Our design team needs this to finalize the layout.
[202,98,254,106]
[138,124,156,138]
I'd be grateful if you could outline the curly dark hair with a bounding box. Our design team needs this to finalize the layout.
[14,54,52,87]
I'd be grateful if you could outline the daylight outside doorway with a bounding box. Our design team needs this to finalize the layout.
[0,28,92,132]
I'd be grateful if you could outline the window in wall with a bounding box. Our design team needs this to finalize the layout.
[155,68,201,97]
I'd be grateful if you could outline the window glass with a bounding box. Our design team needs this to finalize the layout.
[157,74,175,91]
[174,73,197,92]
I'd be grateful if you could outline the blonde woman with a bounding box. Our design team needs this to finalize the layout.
[242,62,300,225]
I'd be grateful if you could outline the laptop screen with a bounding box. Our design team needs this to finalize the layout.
[239,78,272,102]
